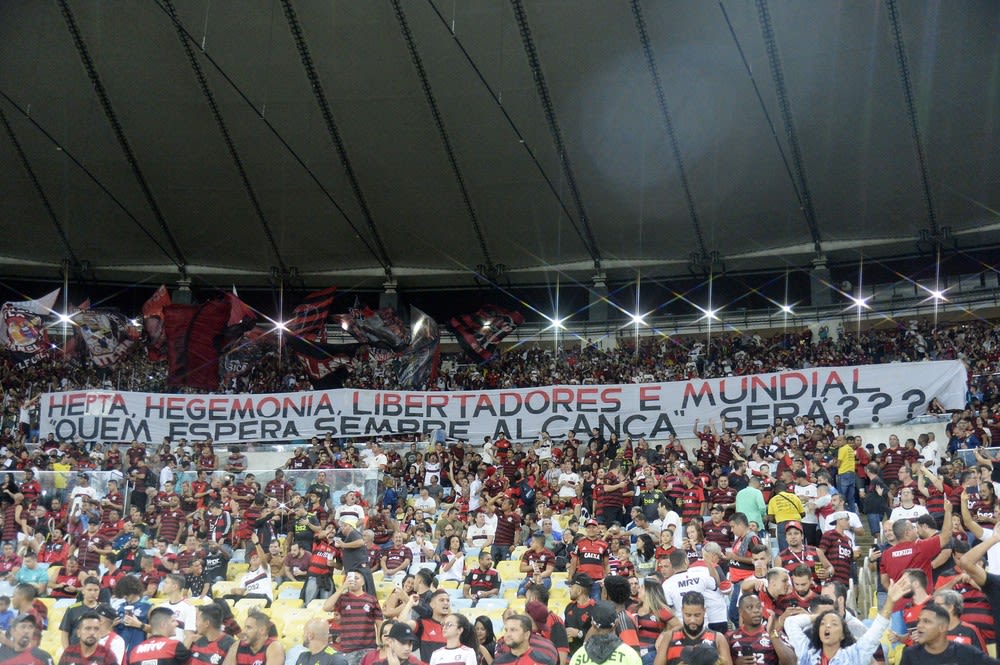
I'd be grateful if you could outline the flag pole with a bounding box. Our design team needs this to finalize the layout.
[61,259,70,349]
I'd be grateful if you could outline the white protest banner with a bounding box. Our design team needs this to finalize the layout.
[39,360,967,443]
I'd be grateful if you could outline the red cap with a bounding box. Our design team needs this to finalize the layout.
[585,518,599,527]
[784,520,804,533]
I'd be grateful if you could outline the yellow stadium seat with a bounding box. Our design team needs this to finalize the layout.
[457,607,481,621]
[46,566,62,584]
[372,570,384,584]
[511,547,528,560]
[465,555,479,569]
[550,572,568,583]
[507,599,525,613]
[496,561,520,579]
[228,563,249,581]
[212,582,237,598]
[273,598,304,610]
[307,599,329,613]
[503,588,519,602]
[439,579,460,589]
[38,597,56,610]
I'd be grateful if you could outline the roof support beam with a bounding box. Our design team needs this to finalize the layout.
[390,0,495,274]
[630,0,709,260]
[280,0,393,274]
[509,0,603,271]
[753,0,824,254]
[0,108,81,271]
[56,0,188,273]
[883,0,940,238]
[162,0,287,274]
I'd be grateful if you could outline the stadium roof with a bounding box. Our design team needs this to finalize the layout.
[0,1,998,290]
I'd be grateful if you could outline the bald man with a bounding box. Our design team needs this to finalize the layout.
[295,618,347,665]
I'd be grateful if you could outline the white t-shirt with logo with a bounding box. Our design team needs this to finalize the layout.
[558,472,581,498]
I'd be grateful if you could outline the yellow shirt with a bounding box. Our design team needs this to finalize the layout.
[837,443,856,475]
[767,491,804,523]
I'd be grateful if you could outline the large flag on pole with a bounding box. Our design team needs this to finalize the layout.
[287,287,336,339]
[398,307,440,389]
[0,289,60,369]
[142,285,171,361]
[447,304,524,361]
[163,301,230,391]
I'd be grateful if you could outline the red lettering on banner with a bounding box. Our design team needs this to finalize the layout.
[600,387,622,412]
[577,387,598,412]
[552,387,574,412]
[426,394,448,417]
[640,385,661,407]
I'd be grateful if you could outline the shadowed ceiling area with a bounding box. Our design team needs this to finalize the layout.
[0,1,998,290]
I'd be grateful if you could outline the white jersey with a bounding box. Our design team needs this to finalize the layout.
[889,505,929,523]
[99,631,127,665]
[241,564,273,600]
[662,566,726,625]
[558,472,581,498]
[980,528,1000,575]
[430,645,479,665]
[162,598,198,639]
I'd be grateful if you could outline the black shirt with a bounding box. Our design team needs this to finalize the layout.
[899,642,1000,665]
[59,602,102,644]
[296,647,348,665]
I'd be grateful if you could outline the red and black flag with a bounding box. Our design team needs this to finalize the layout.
[289,337,356,388]
[287,287,336,340]
[398,307,440,389]
[0,289,59,370]
[163,301,230,391]
[142,285,172,361]
[74,308,135,367]
[336,302,409,350]
[448,304,524,361]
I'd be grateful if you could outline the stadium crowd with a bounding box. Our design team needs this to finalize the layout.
[0,316,1000,665]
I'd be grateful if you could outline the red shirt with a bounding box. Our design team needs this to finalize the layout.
[879,537,942,602]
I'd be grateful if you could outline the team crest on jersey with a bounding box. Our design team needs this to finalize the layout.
[363,604,371,613]
[760,636,771,647]
[472,573,479,580]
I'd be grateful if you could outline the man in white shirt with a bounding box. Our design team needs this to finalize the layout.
[160,573,197,640]
[68,474,99,512]
[469,469,485,513]
[535,434,553,461]
[818,493,864,547]
[412,488,437,518]
[465,512,495,550]
[661,549,728,630]
[367,443,388,470]
[888,487,929,523]
[919,432,941,474]
[557,462,581,499]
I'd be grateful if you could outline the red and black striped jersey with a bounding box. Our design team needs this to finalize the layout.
[127,637,192,665]
[190,634,236,665]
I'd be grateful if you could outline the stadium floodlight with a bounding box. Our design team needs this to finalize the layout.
[56,312,75,325]
[779,304,794,315]
[273,320,289,332]
[629,312,647,326]
[929,290,947,302]
[850,296,871,310]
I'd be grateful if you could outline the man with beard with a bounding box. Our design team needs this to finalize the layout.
[0,614,53,665]
[188,603,238,665]
[900,602,1000,664]
[726,595,787,665]
[493,614,557,665]
[654,592,732,665]
[567,602,640,665]
[58,612,118,665]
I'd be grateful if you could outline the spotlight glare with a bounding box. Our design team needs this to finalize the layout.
[929,290,947,302]
[629,312,646,326]
[544,315,566,331]
[779,304,794,315]
[274,320,289,332]
[850,296,871,310]
[56,313,74,325]
[696,306,720,322]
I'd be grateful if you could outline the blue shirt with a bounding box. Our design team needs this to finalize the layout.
[115,599,151,655]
